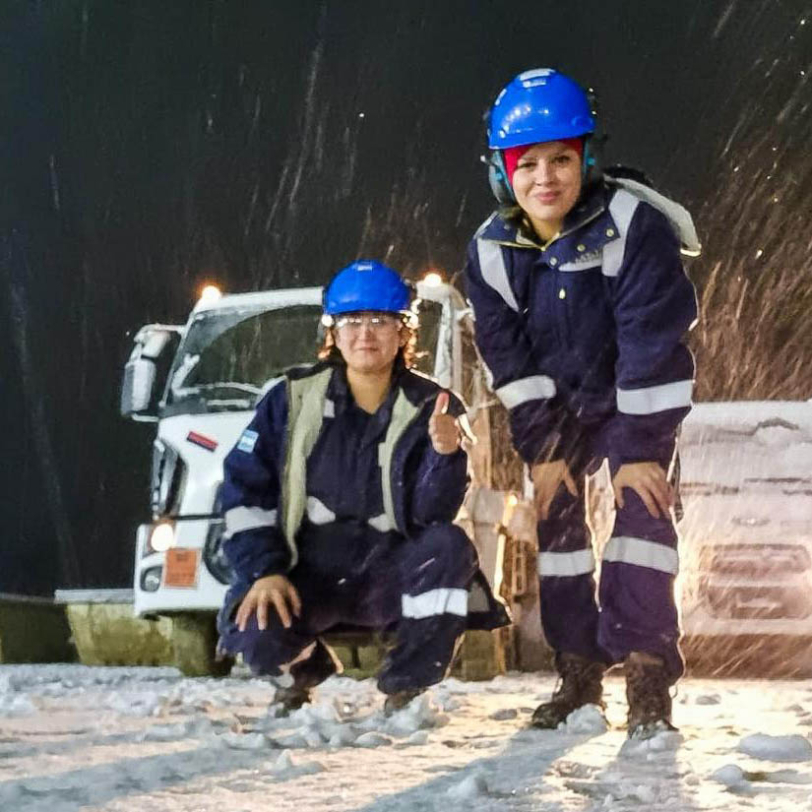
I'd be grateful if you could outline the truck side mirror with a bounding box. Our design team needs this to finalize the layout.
[121,326,181,421]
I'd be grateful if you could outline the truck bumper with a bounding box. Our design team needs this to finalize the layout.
[133,519,229,617]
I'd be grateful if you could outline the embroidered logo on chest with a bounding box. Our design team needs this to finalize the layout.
[559,248,603,272]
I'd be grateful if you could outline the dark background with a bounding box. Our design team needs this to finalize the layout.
[1,1,810,595]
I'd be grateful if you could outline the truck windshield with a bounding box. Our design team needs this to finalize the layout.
[163,304,323,415]
[161,299,443,416]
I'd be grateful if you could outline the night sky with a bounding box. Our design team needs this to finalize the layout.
[2,1,810,595]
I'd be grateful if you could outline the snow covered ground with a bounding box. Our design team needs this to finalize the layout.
[1,665,811,811]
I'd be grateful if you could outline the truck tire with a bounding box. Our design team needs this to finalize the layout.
[171,613,234,677]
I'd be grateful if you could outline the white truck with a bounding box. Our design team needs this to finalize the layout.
[121,282,812,677]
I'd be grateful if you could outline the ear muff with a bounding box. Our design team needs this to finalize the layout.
[483,151,515,205]
[582,133,607,187]
[581,85,606,187]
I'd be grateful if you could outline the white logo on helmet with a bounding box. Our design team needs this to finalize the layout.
[519,68,556,88]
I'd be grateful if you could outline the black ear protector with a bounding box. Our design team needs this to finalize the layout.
[581,85,607,188]
[582,133,607,188]
[482,150,516,205]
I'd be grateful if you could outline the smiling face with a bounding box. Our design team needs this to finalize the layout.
[332,311,407,375]
[510,141,583,240]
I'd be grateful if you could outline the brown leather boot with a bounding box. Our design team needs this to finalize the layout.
[270,682,312,716]
[625,652,677,739]
[531,652,606,729]
[383,689,424,716]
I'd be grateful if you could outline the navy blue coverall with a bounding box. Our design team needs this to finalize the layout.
[217,362,508,694]
[465,179,698,679]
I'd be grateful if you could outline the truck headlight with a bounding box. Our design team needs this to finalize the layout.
[149,521,176,552]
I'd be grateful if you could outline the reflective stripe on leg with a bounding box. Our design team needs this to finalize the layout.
[538,548,596,577]
[401,588,469,619]
[602,536,679,575]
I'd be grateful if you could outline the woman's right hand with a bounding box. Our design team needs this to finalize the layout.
[530,460,578,520]
[235,574,302,632]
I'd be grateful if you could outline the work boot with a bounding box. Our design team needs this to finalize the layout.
[625,652,677,739]
[270,639,341,717]
[383,689,423,716]
[531,652,606,729]
[270,682,312,717]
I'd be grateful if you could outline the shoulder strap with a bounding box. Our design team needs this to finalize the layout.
[607,175,702,257]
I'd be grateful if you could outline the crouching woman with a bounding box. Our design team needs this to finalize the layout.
[217,260,509,713]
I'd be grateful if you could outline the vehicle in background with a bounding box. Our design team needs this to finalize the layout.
[677,401,812,675]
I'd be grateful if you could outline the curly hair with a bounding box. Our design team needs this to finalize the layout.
[318,319,419,368]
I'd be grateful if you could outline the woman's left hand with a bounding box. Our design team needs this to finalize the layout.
[429,392,461,455]
[612,461,674,519]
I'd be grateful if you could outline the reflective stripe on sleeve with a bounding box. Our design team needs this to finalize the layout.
[602,190,640,277]
[495,375,557,409]
[603,536,679,574]
[306,496,336,525]
[616,380,693,415]
[368,513,397,533]
[537,548,596,577]
[401,588,469,619]
[476,239,520,312]
[224,506,277,538]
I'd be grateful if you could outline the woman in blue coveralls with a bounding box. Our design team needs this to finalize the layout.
[465,69,699,739]
[218,260,508,714]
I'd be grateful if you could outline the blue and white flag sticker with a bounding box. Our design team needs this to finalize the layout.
[237,429,259,453]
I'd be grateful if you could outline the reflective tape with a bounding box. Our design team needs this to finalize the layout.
[602,190,639,277]
[306,496,336,525]
[401,588,469,619]
[368,513,397,533]
[224,506,277,538]
[611,176,702,256]
[496,375,557,409]
[537,548,595,577]
[603,536,679,574]
[476,239,519,311]
[617,380,693,415]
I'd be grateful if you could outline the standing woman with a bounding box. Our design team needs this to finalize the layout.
[218,261,508,713]
[465,69,699,739]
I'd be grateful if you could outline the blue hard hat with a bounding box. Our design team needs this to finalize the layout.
[323,260,412,316]
[488,68,596,150]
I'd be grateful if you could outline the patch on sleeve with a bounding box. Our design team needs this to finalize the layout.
[237,429,259,454]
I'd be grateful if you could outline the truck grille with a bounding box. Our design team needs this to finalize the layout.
[697,543,812,620]
[701,583,812,620]
[698,543,810,577]
[151,440,185,516]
